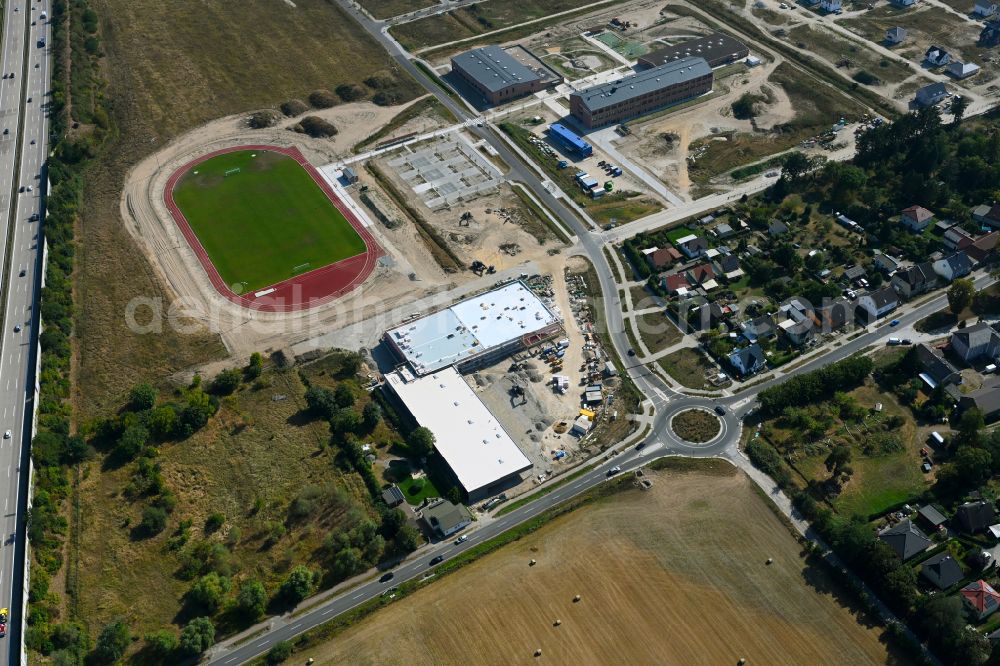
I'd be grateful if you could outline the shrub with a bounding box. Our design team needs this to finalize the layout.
[335,83,366,102]
[295,116,338,138]
[280,99,308,116]
[372,90,402,107]
[248,110,280,129]
[139,506,168,536]
[204,512,225,532]
[143,629,178,657]
[128,383,157,411]
[266,641,293,665]
[178,617,215,657]
[209,368,241,396]
[237,579,267,621]
[91,619,130,664]
[308,89,338,108]
[364,72,396,89]
[852,70,880,86]
[279,565,315,604]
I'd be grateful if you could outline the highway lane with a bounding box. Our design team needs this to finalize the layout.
[0,0,50,661]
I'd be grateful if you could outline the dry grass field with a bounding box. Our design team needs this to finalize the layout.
[295,467,903,666]
[78,0,421,418]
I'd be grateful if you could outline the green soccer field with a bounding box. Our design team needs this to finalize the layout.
[172,149,367,292]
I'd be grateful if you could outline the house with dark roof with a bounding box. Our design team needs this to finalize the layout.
[638,32,749,69]
[675,234,709,259]
[917,504,948,529]
[642,245,682,270]
[943,226,976,251]
[858,286,899,319]
[891,262,938,299]
[382,485,405,508]
[967,232,999,264]
[921,552,965,590]
[741,316,776,343]
[878,519,932,560]
[951,322,1000,362]
[957,500,996,534]
[817,298,853,332]
[421,498,473,539]
[714,253,742,279]
[925,46,952,67]
[885,26,907,44]
[729,344,766,377]
[973,203,1000,229]
[873,252,901,274]
[915,82,948,107]
[842,265,867,283]
[960,384,1000,422]
[933,251,973,282]
[768,220,789,237]
[915,343,962,388]
[901,205,935,231]
[962,580,1000,620]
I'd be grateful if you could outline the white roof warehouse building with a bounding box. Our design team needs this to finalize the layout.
[383,281,561,376]
[386,366,533,501]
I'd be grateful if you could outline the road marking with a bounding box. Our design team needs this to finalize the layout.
[322,608,336,616]
[352,592,364,599]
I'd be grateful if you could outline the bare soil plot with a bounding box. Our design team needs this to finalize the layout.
[295,468,900,666]
[636,310,682,353]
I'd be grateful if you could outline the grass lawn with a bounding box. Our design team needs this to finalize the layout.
[636,311,683,353]
[358,0,437,20]
[672,409,721,442]
[397,474,442,505]
[173,150,367,292]
[658,347,717,390]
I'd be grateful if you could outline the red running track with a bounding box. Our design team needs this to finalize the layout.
[163,144,383,313]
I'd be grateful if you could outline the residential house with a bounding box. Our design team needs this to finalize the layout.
[696,302,740,327]
[780,319,815,346]
[817,298,853,332]
[675,234,708,259]
[729,344,767,377]
[925,45,952,67]
[878,519,932,560]
[973,203,1000,229]
[975,1,999,17]
[915,82,948,107]
[891,262,938,299]
[921,552,965,590]
[968,232,999,264]
[950,322,1000,362]
[962,580,1000,620]
[874,251,901,274]
[741,316,777,343]
[885,26,907,44]
[932,251,973,282]
[858,286,899,319]
[779,298,813,324]
[936,218,957,233]
[686,262,716,285]
[890,0,918,6]
[843,265,867,283]
[915,343,962,388]
[768,220,789,237]
[421,498,473,538]
[642,245,682,271]
[917,504,948,529]
[712,222,735,239]
[820,0,842,11]
[901,205,934,232]
[943,226,976,251]
[957,500,996,534]
[948,61,981,79]
[960,384,1000,422]
[381,485,405,508]
[714,254,743,281]
[662,273,691,296]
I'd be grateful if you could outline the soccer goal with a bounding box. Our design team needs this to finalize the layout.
[224,167,241,177]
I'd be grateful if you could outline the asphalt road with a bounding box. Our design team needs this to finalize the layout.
[208,3,996,663]
[0,0,50,661]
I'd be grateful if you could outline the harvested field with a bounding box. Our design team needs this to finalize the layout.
[294,467,900,665]
[672,408,721,443]
[80,0,421,416]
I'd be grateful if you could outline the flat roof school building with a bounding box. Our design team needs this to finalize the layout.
[451,45,548,105]
[570,56,713,128]
[638,32,749,69]
[386,366,533,502]
[383,281,562,376]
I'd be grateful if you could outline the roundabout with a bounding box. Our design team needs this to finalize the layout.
[670,408,722,443]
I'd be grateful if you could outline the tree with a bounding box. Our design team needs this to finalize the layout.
[245,352,263,381]
[782,151,810,181]
[408,426,436,458]
[143,629,178,657]
[236,579,267,620]
[394,524,420,554]
[362,401,382,431]
[954,446,993,488]
[209,368,241,396]
[91,618,130,664]
[379,507,406,539]
[952,95,969,124]
[147,405,177,440]
[178,617,215,657]
[731,92,759,119]
[128,383,157,411]
[266,641,293,665]
[824,445,852,478]
[115,424,149,461]
[304,386,336,420]
[446,486,463,505]
[948,278,975,314]
[917,595,966,654]
[334,384,355,408]
[331,407,361,434]
[187,572,231,614]
[279,565,315,605]
[139,506,168,536]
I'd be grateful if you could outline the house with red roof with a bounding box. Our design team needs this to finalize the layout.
[662,273,690,296]
[962,580,1000,620]
[642,246,682,271]
[901,205,934,232]
[685,262,716,285]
